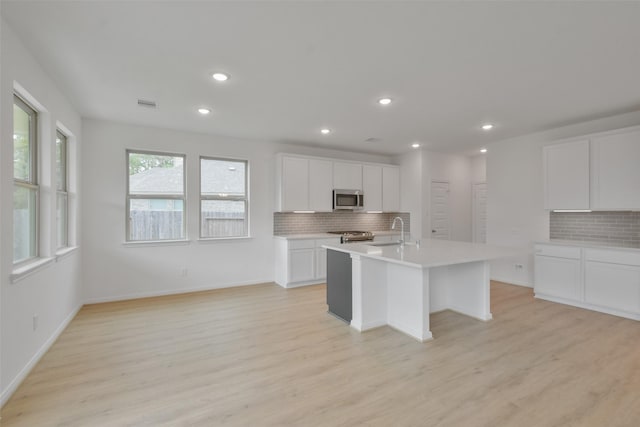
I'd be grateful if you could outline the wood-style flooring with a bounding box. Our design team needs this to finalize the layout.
[2,281,639,426]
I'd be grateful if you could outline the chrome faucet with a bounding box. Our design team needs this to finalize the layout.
[391,216,405,247]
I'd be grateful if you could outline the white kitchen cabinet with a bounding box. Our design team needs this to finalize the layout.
[362,165,383,212]
[584,248,640,315]
[277,156,333,212]
[309,159,333,211]
[333,162,362,190]
[534,243,640,320]
[275,237,341,288]
[534,245,582,301]
[289,248,315,283]
[591,129,640,210]
[543,140,590,210]
[382,166,400,212]
[280,156,309,211]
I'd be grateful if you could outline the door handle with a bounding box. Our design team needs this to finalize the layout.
[432,230,436,233]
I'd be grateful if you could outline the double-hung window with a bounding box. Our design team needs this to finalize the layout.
[200,157,249,238]
[56,130,68,248]
[13,95,38,264]
[126,150,186,241]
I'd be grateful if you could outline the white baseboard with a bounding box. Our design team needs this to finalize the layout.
[1,304,82,408]
[83,278,274,304]
[490,276,533,288]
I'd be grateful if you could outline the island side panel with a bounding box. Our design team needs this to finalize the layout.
[386,263,433,342]
[441,260,492,321]
[350,255,388,331]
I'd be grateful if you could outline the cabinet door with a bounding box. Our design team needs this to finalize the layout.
[382,166,400,212]
[362,165,382,211]
[543,140,590,210]
[309,159,333,212]
[534,255,582,301]
[591,130,640,209]
[333,162,362,190]
[289,249,315,283]
[282,157,309,211]
[315,248,327,280]
[585,261,640,313]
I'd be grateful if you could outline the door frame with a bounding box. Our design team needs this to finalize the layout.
[430,179,451,240]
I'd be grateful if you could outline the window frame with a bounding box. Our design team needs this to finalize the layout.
[13,94,39,265]
[199,156,250,239]
[125,149,187,242]
[56,129,69,249]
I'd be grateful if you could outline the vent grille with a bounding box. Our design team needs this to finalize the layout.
[137,99,157,108]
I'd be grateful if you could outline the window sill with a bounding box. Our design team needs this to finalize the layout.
[11,257,56,284]
[197,236,253,243]
[122,239,191,248]
[56,246,79,261]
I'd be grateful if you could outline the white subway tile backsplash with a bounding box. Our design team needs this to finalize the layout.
[274,212,410,235]
[550,211,640,248]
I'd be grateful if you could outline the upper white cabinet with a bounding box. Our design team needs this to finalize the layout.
[276,154,400,212]
[278,156,333,212]
[281,156,310,212]
[591,129,640,210]
[382,166,400,212]
[333,162,363,190]
[309,159,333,211]
[543,140,590,210]
[543,126,640,211]
[362,165,383,211]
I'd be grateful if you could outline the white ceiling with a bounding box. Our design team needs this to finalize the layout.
[3,1,640,155]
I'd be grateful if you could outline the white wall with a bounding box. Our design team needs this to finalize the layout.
[471,155,486,183]
[487,110,640,287]
[1,20,83,405]
[81,119,393,303]
[397,150,423,240]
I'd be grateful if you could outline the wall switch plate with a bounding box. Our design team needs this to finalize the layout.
[33,314,39,331]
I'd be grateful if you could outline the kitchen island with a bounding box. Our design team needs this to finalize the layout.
[323,239,515,342]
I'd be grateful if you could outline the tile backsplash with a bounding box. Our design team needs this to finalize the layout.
[274,212,410,235]
[550,211,640,248]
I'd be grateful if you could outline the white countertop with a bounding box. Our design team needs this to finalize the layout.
[323,239,517,268]
[536,240,640,253]
[274,230,401,240]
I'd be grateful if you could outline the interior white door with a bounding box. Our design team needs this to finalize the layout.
[472,182,487,243]
[430,181,450,240]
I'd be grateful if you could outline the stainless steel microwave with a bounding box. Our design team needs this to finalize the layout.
[333,189,364,211]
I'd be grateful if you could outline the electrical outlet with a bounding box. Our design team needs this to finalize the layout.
[181,268,188,277]
[33,314,39,331]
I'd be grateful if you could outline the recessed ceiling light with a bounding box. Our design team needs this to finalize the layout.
[320,128,331,135]
[412,143,420,148]
[228,166,236,171]
[482,124,494,130]
[198,108,211,115]
[378,98,392,105]
[212,73,229,82]
[480,148,487,153]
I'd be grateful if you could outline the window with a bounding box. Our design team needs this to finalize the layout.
[200,157,248,238]
[127,150,186,241]
[13,95,38,264]
[56,130,68,248]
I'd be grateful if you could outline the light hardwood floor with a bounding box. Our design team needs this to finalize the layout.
[2,281,639,426]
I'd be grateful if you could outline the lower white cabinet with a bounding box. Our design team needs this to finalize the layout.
[275,237,340,288]
[534,244,640,320]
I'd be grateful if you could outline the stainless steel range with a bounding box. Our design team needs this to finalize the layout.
[327,230,374,243]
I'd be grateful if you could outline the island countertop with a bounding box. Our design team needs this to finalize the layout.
[323,239,516,269]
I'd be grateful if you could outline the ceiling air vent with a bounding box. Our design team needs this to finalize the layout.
[364,137,382,143]
[137,99,157,108]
